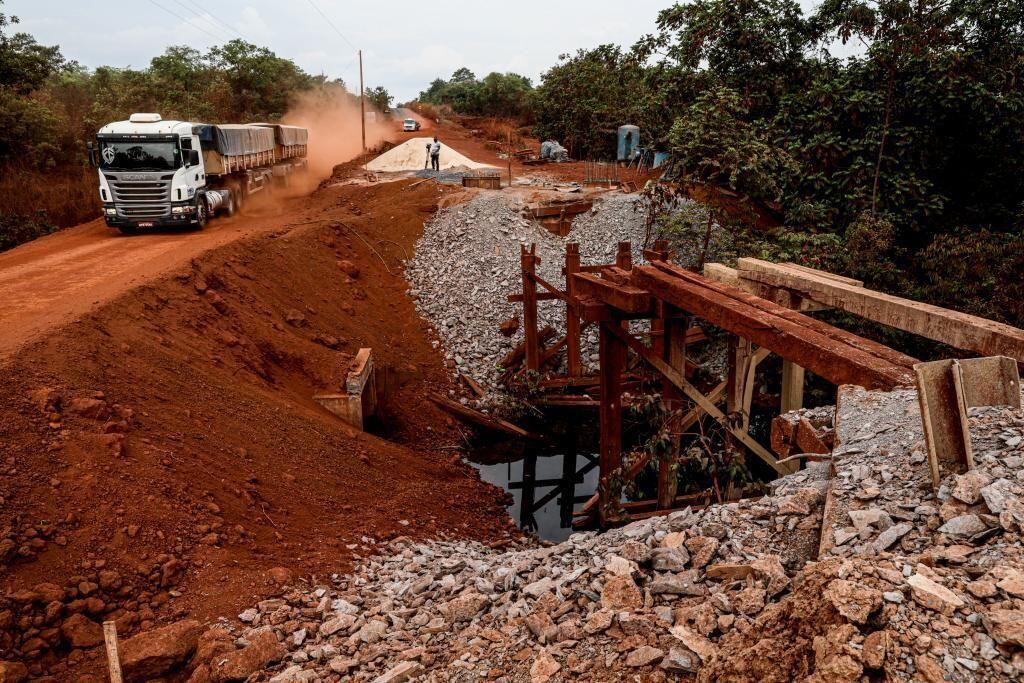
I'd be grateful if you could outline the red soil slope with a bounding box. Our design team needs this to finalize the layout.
[0,177,516,678]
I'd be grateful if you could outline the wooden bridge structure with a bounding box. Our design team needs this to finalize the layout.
[503,240,1024,529]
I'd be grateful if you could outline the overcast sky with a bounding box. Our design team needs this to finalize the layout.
[9,0,830,102]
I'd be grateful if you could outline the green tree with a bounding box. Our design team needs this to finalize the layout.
[364,85,392,112]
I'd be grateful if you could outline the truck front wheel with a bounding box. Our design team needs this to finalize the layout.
[195,199,209,229]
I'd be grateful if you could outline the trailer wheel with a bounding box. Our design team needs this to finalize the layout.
[224,193,236,217]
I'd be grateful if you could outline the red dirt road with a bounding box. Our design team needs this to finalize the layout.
[0,198,301,361]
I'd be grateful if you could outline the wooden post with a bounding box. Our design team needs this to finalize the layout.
[726,335,754,449]
[358,50,365,153]
[598,321,626,525]
[649,240,670,358]
[781,360,805,413]
[616,241,633,270]
[658,309,688,508]
[565,243,582,377]
[521,244,540,372]
[103,621,124,683]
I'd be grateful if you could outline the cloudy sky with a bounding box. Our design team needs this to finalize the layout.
[8,0,829,102]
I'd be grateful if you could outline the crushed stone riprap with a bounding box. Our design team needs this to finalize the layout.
[366,137,495,173]
[405,192,660,399]
[169,388,1024,681]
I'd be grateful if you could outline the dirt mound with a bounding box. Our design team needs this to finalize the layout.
[0,179,516,679]
[365,137,494,173]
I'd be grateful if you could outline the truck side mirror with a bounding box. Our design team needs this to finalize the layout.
[86,142,96,167]
[188,149,200,167]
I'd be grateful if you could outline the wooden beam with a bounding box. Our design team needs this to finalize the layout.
[602,322,787,473]
[658,261,917,370]
[428,393,542,440]
[103,622,124,683]
[704,263,825,311]
[737,257,1024,362]
[508,291,560,303]
[573,273,651,314]
[631,264,914,390]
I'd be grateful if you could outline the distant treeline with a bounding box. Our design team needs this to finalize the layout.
[417,0,1024,330]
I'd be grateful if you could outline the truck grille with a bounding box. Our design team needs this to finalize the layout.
[104,173,174,219]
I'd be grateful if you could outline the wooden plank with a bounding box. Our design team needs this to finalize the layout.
[632,264,914,390]
[428,393,543,440]
[103,621,124,683]
[914,360,972,486]
[660,260,917,370]
[573,273,651,314]
[738,257,1024,361]
[508,291,560,303]
[602,322,787,473]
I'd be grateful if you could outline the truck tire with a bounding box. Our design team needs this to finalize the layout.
[195,198,209,230]
[224,192,236,217]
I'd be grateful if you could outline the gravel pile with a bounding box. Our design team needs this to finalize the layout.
[168,388,1024,682]
[406,192,670,398]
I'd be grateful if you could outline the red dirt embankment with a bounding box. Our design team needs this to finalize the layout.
[0,177,516,678]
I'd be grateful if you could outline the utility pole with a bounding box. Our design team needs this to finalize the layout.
[359,49,366,153]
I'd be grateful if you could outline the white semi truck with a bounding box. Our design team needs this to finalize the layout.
[89,113,308,234]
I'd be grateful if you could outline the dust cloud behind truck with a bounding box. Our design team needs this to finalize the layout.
[89,113,308,234]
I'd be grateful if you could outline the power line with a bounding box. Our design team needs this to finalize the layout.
[169,0,236,42]
[304,0,358,52]
[177,0,249,42]
[146,0,229,44]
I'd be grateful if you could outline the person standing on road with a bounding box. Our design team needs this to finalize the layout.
[430,137,441,172]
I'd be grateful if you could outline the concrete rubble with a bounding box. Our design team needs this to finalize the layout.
[176,386,1024,682]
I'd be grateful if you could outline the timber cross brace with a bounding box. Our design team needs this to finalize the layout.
[507,240,921,529]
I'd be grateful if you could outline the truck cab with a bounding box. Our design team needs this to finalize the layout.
[93,113,222,233]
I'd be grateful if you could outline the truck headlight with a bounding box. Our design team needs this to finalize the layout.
[171,206,184,214]
[104,207,117,215]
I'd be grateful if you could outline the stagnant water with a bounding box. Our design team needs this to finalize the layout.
[465,429,601,542]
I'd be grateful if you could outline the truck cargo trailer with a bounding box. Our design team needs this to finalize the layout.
[90,113,309,234]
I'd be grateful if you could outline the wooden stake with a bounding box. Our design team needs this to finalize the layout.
[565,243,582,377]
[103,621,123,683]
[521,244,540,372]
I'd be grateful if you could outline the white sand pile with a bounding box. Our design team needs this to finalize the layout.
[366,137,494,172]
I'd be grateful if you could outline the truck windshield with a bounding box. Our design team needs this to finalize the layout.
[99,141,180,171]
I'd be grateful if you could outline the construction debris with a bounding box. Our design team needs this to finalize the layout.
[188,384,1024,681]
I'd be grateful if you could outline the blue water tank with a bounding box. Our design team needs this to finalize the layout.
[617,125,640,161]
